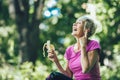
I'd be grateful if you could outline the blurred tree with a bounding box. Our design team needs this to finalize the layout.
[0,0,120,79]
[0,0,119,69]
[11,0,45,63]
[0,0,46,64]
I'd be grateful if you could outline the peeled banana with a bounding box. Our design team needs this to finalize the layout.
[43,40,55,57]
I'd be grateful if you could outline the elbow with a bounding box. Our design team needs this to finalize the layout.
[67,73,72,78]
[82,70,88,73]
[67,73,73,78]
[64,71,72,78]
[82,67,90,73]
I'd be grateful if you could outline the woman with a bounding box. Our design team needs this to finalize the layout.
[46,15,101,80]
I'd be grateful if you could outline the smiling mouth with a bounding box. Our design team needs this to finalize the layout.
[73,28,77,31]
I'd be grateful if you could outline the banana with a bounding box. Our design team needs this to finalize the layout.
[43,40,55,57]
[50,44,55,50]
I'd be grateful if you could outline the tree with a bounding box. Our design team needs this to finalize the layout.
[0,0,45,64]
[11,0,45,63]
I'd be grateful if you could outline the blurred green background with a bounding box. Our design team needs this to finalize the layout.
[0,0,120,80]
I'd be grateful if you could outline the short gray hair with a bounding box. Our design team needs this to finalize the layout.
[76,15,96,37]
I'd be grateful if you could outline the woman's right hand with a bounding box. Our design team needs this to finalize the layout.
[47,49,58,62]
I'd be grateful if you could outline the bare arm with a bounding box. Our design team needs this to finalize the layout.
[81,48,99,73]
[80,30,99,73]
[48,50,73,78]
[54,59,73,78]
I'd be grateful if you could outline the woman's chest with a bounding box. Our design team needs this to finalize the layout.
[68,54,82,72]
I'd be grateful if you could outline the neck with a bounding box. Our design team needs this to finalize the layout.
[74,37,81,50]
[75,37,89,47]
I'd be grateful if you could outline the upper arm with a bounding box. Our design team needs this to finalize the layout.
[87,49,99,71]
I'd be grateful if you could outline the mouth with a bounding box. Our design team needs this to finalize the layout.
[73,28,77,31]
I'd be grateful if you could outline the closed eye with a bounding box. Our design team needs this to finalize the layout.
[76,21,82,24]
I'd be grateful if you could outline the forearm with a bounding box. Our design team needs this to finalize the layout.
[48,50,71,77]
[54,60,64,72]
[54,59,68,76]
[80,47,89,73]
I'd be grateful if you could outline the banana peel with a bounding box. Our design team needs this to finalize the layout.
[43,40,55,57]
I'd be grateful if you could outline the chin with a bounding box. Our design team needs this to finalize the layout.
[71,32,76,36]
[72,33,83,38]
[71,33,77,37]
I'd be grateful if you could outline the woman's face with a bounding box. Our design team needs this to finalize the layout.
[72,20,84,38]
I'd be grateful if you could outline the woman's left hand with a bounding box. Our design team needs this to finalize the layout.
[79,30,88,47]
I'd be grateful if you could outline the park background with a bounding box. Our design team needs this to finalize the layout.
[0,0,120,80]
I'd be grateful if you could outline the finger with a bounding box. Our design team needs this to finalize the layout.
[84,30,88,38]
[47,51,52,54]
[47,49,54,53]
[48,53,54,58]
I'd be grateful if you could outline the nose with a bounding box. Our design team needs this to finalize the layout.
[73,23,76,26]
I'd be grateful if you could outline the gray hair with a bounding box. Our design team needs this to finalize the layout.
[76,15,96,37]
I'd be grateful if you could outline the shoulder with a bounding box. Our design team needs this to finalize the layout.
[87,40,101,51]
[89,40,100,44]
[88,40,100,47]
[66,45,73,52]
[64,45,74,60]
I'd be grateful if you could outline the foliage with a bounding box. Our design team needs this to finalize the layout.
[0,61,49,80]
[0,0,120,80]
[0,24,19,65]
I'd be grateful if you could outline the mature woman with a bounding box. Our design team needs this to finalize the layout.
[46,15,101,80]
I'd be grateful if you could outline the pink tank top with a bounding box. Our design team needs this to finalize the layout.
[64,40,101,80]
